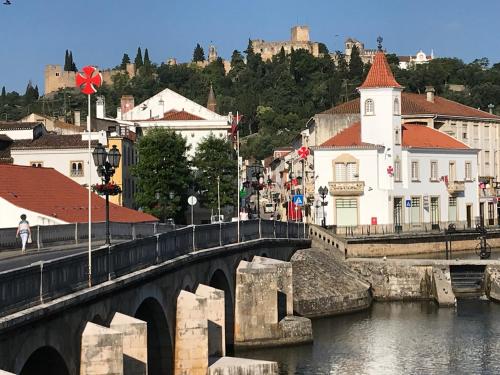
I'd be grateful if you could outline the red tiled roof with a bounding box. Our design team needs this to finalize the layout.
[321,93,500,120]
[319,123,470,150]
[359,51,402,89]
[0,164,158,223]
[162,110,204,121]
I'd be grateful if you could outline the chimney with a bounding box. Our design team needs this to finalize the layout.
[488,103,495,114]
[121,95,135,115]
[96,96,105,119]
[425,86,435,103]
[74,110,81,127]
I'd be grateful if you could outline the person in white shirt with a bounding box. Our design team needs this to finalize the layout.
[16,214,31,253]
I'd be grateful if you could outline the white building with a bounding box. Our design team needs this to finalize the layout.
[398,50,433,69]
[312,50,479,229]
[96,88,230,159]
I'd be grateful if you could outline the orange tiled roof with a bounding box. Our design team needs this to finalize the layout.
[321,93,500,120]
[359,51,402,89]
[319,123,470,150]
[162,110,204,121]
[0,164,158,223]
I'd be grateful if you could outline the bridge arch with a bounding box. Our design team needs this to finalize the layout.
[135,297,173,375]
[209,269,235,349]
[19,346,69,375]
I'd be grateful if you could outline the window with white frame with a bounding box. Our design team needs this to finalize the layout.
[448,197,457,222]
[462,124,468,140]
[394,160,401,182]
[411,161,419,181]
[449,161,456,182]
[364,99,374,115]
[484,125,490,141]
[465,161,472,181]
[335,162,358,182]
[393,98,400,115]
[450,123,457,137]
[394,128,401,145]
[430,161,438,181]
[485,151,490,175]
[411,196,421,224]
[70,161,84,177]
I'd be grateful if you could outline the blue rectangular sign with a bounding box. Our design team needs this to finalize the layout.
[292,194,304,206]
[405,199,411,208]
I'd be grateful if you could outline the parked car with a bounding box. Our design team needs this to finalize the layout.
[210,215,224,224]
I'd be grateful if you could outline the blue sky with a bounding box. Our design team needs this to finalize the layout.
[1,0,499,93]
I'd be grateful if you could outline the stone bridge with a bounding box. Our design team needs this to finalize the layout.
[0,220,311,374]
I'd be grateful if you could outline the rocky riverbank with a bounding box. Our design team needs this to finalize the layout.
[291,247,372,318]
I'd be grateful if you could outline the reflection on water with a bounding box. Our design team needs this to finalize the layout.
[236,301,500,375]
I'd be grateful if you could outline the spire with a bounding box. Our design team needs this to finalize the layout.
[207,84,217,113]
[359,50,402,89]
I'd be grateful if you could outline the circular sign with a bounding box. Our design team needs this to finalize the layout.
[298,146,310,159]
[75,66,103,95]
[188,196,197,206]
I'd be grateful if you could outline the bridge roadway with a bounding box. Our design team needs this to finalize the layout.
[0,241,126,272]
[0,220,311,375]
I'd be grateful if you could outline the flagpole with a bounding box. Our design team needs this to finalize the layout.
[87,94,92,287]
[236,111,240,243]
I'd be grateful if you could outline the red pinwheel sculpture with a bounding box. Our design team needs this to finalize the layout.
[298,146,310,159]
[75,66,103,95]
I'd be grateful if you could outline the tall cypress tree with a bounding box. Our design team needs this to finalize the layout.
[1,86,5,98]
[134,47,143,69]
[192,43,205,62]
[69,51,77,72]
[348,45,364,80]
[64,50,70,71]
[121,53,131,69]
[144,48,151,66]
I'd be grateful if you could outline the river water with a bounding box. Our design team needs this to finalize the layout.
[236,300,500,375]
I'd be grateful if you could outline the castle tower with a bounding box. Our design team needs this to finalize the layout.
[358,40,403,188]
[207,84,217,113]
[208,45,218,63]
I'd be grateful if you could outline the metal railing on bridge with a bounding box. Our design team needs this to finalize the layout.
[0,222,176,251]
[0,219,308,318]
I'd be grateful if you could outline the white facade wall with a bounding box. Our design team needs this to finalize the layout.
[140,123,230,159]
[313,148,479,227]
[0,197,66,228]
[121,88,228,122]
[0,129,33,140]
[10,149,100,186]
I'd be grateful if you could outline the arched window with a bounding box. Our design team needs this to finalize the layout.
[393,98,400,115]
[365,99,374,115]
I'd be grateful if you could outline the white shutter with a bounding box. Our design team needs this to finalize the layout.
[335,163,346,182]
[346,163,357,181]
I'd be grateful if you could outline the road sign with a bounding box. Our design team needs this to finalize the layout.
[292,194,304,206]
[405,199,411,208]
[188,196,197,206]
[298,146,310,159]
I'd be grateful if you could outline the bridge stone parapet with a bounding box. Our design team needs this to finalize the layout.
[234,257,313,348]
[485,266,500,302]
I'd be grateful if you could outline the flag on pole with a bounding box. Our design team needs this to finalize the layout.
[229,113,243,141]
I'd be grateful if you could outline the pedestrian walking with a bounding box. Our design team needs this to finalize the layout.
[16,214,31,253]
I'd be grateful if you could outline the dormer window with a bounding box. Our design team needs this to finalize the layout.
[393,98,400,115]
[364,99,374,116]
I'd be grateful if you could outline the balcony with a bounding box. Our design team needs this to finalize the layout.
[447,181,465,195]
[328,181,365,196]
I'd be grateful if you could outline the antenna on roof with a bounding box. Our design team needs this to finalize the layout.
[377,36,383,51]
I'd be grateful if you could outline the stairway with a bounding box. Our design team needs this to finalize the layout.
[450,265,486,298]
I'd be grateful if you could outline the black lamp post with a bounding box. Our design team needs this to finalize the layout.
[250,162,264,218]
[493,177,500,226]
[93,143,121,245]
[318,186,329,228]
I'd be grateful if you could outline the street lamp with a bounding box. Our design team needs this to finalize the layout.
[250,161,264,218]
[318,186,329,228]
[92,143,121,245]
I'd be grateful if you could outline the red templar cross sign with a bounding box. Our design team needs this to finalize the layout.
[75,66,103,95]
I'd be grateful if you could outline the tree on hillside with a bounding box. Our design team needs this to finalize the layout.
[348,45,364,81]
[120,53,130,69]
[230,50,245,70]
[318,43,329,55]
[64,50,70,71]
[134,47,143,70]
[144,48,151,66]
[1,86,5,98]
[24,81,38,103]
[192,134,237,211]
[193,43,205,62]
[133,128,191,223]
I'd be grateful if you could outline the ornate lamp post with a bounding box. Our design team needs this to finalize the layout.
[250,162,264,218]
[318,186,329,228]
[93,143,121,245]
